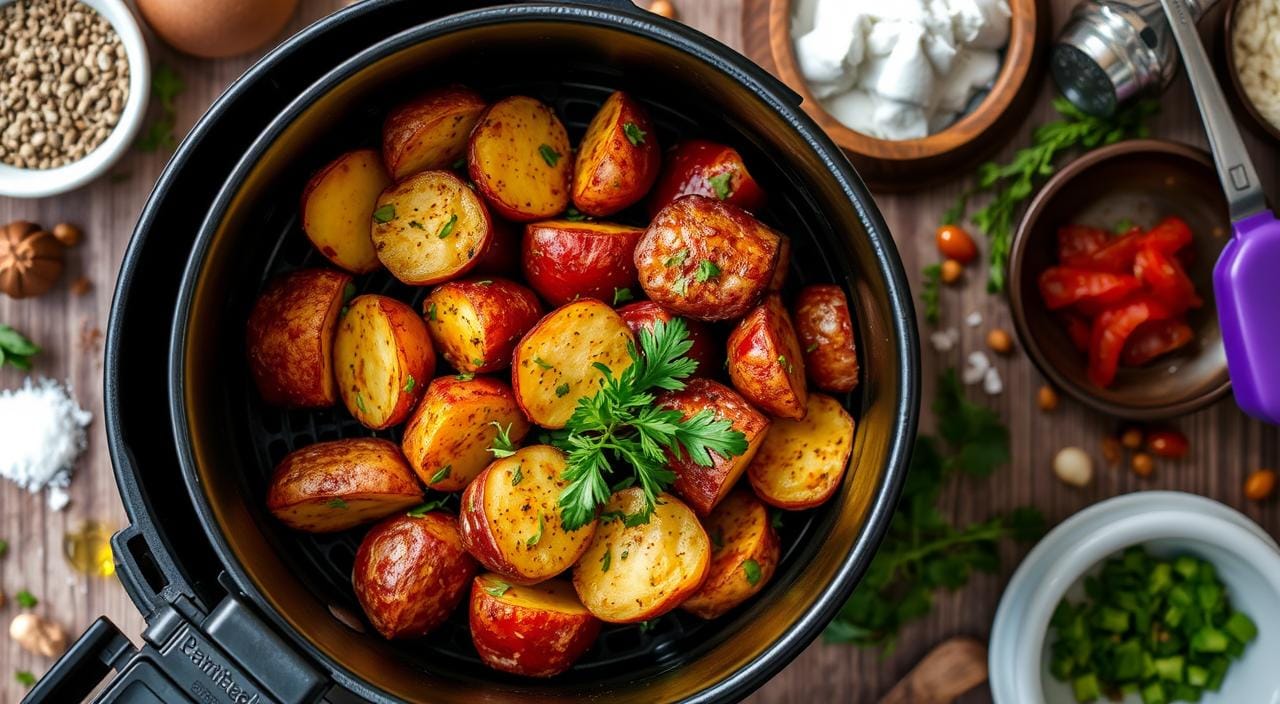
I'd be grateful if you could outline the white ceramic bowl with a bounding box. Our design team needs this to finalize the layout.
[991,492,1280,704]
[0,0,149,198]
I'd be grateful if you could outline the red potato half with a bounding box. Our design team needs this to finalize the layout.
[371,170,492,285]
[648,139,767,216]
[572,488,710,623]
[511,300,634,429]
[748,393,855,510]
[400,376,531,492]
[793,284,860,393]
[616,301,720,375]
[522,220,644,306]
[266,438,423,533]
[459,445,597,584]
[727,295,808,419]
[657,378,770,516]
[570,91,661,217]
[469,575,601,677]
[423,277,543,374]
[468,96,572,222]
[353,512,477,640]
[471,218,520,277]
[681,489,780,619]
[300,149,391,274]
[635,195,783,321]
[381,85,487,180]
[334,294,436,430]
[246,268,352,408]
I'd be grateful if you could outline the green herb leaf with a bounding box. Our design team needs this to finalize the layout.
[511,463,524,486]
[472,357,486,367]
[539,144,562,166]
[403,376,416,393]
[565,206,589,222]
[533,356,554,370]
[743,558,762,585]
[695,260,721,283]
[921,264,942,326]
[452,157,467,170]
[326,498,348,510]
[426,303,437,321]
[484,580,511,597]
[372,204,396,223]
[408,220,425,230]
[0,325,39,370]
[456,372,476,381]
[488,422,519,459]
[711,529,725,550]
[638,618,658,634]
[526,512,545,547]
[136,64,184,152]
[777,354,793,374]
[805,342,819,353]
[663,249,688,268]
[613,287,634,306]
[555,383,571,398]
[16,590,37,608]
[708,171,734,200]
[672,277,689,296]
[15,671,35,688]
[600,548,612,572]
[354,392,367,413]
[429,465,451,484]
[406,497,448,517]
[437,214,458,239]
[770,510,784,530]
[0,539,7,558]
[623,122,646,146]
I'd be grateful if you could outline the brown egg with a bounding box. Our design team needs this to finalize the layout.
[137,0,299,59]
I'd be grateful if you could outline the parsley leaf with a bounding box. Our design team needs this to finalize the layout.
[0,325,39,371]
[488,422,519,459]
[672,277,689,296]
[533,356,554,370]
[15,671,35,688]
[708,171,734,200]
[426,303,437,321]
[663,249,688,268]
[429,465,451,484]
[0,539,7,558]
[921,264,942,325]
[372,204,395,223]
[326,498,348,510]
[511,463,524,486]
[613,287,634,306]
[403,376,416,393]
[538,144,561,166]
[555,383,571,398]
[406,497,448,517]
[456,372,475,381]
[742,559,762,585]
[565,206,589,222]
[16,590,37,608]
[484,580,511,597]
[695,260,720,283]
[526,512,545,547]
[623,122,646,146]
[600,548,612,572]
[437,214,458,239]
[136,63,184,152]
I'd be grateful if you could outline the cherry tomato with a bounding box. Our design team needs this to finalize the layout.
[1038,267,1142,311]
[1143,216,1193,254]
[1087,229,1146,273]
[1121,318,1194,367]
[1146,428,1190,459]
[1088,297,1171,388]
[936,224,979,264]
[1056,225,1110,267]
[1134,245,1203,314]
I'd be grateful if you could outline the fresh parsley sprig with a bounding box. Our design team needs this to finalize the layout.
[0,325,39,371]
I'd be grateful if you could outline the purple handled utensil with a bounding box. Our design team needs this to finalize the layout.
[1161,0,1280,425]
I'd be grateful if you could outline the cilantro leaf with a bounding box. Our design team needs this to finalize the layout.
[0,325,39,371]
[695,260,720,283]
[373,204,395,223]
[488,422,519,459]
[708,171,734,200]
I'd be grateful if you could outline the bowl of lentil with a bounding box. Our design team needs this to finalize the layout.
[0,0,149,198]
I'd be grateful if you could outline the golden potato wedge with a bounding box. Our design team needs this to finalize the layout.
[401,376,531,492]
[681,489,780,619]
[511,300,634,429]
[469,575,600,677]
[246,268,352,408]
[468,96,572,222]
[747,393,855,510]
[793,284,859,393]
[381,85,487,180]
[423,277,543,374]
[572,488,710,623]
[570,91,661,217]
[300,149,391,274]
[522,219,644,306]
[459,445,596,584]
[634,195,783,321]
[727,295,808,420]
[334,294,436,430]
[266,438,423,532]
[371,170,492,285]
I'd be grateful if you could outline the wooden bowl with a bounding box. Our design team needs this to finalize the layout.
[1217,0,1280,144]
[1008,140,1232,420]
[767,0,1050,192]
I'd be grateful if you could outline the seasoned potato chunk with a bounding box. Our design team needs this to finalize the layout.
[300,149,391,273]
[401,376,531,492]
[571,91,661,217]
[371,170,492,285]
[726,295,808,419]
[469,575,601,677]
[468,96,572,221]
[334,294,436,429]
[681,489,780,619]
[522,219,644,306]
[423,277,543,374]
[793,284,859,393]
[747,393,855,510]
[648,139,767,216]
[381,85,487,180]
[266,438,423,532]
[246,268,351,408]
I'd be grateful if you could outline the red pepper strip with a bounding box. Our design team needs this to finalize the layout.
[1039,267,1143,311]
[1089,297,1171,388]
[1087,228,1147,273]
[1134,244,1203,314]
[1121,318,1194,367]
[1061,312,1093,352]
[1057,225,1111,266]
[1144,215,1193,254]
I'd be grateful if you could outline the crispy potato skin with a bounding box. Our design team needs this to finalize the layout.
[334,295,435,430]
[616,301,720,376]
[381,85,487,180]
[522,220,644,306]
[648,139,767,216]
[570,91,661,217]
[371,170,492,285]
[353,512,477,639]
[424,277,543,374]
[657,379,770,516]
[511,300,634,429]
[748,393,855,510]
[468,96,572,222]
[681,489,780,619]
[266,438,423,532]
[459,446,596,584]
[793,285,859,393]
[469,575,601,677]
[246,268,351,408]
[300,149,391,274]
[572,488,710,623]
[726,295,808,419]
[635,195,782,321]
[401,376,531,492]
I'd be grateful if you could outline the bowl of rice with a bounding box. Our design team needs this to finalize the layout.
[1221,0,1280,144]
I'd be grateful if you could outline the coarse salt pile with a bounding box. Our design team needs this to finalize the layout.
[1232,0,1280,131]
[0,377,91,510]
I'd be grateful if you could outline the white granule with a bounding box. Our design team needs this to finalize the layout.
[962,350,991,384]
[1233,0,1280,130]
[0,377,92,510]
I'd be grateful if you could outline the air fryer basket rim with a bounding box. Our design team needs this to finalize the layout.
[167,4,920,702]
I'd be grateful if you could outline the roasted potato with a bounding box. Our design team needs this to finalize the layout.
[401,376,531,492]
[572,488,710,623]
[371,170,492,285]
[334,294,436,429]
[522,219,644,306]
[266,438,423,532]
[570,91,661,217]
[381,85,487,180]
[616,300,720,375]
[471,218,520,276]
[657,378,770,516]
[459,445,596,584]
[468,96,572,222]
[635,195,783,321]
[726,295,807,419]
[770,235,791,292]
[793,284,859,393]
[246,268,352,408]
[300,149,391,274]
[423,277,543,374]
[511,300,634,429]
[681,489,780,619]
[747,393,855,510]
[353,512,477,639]
[648,139,767,216]
[469,575,601,677]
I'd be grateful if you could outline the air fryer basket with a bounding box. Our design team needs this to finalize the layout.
[171,5,918,703]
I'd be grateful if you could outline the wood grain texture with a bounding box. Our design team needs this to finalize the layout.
[0,1,1275,702]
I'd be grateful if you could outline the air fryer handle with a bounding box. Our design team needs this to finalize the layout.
[23,618,136,703]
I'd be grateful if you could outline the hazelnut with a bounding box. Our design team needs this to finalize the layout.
[9,613,67,658]
[648,0,677,18]
[987,328,1014,355]
[1244,469,1276,502]
[1131,452,1155,478]
[52,222,82,247]
[1053,447,1093,487]
[940,258,963,285]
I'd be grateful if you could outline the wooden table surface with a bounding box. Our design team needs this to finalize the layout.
[0,1,1276,702]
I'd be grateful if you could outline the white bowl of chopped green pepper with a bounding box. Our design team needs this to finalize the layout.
[990,492,1280,704]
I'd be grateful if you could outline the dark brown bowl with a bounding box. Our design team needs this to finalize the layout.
[1218,0,1280,144]
[1009,140,1231,420]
